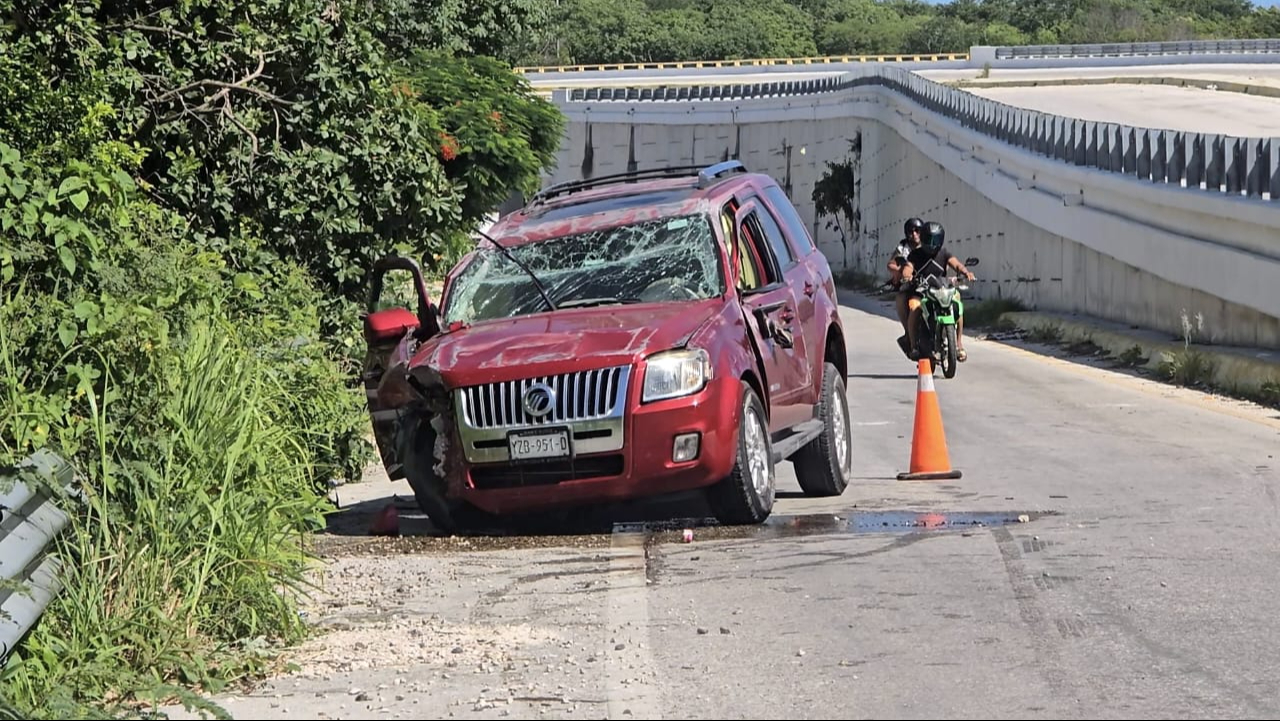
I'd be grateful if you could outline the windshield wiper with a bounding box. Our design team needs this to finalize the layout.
[474,228,558,312]
[555,297,644,309]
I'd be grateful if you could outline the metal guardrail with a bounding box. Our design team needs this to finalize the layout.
[0,450,75,665]
[517,39,1280,74]
[560,65,1279,202]
[515,53,969,74]
[995,39,1280,60]
[563,77,846,102]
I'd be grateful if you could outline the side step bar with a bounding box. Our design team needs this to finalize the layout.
[770,419,824,463]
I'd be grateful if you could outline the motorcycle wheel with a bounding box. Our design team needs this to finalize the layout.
[941,324,958,379]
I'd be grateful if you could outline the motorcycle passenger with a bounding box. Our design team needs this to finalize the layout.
[900,221,976,362]
[889,218,925,345]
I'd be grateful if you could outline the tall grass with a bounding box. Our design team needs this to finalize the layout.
[1,319,330,717]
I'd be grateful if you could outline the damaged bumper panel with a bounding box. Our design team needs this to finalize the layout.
[453,365,633,465]
[443,366,737,515]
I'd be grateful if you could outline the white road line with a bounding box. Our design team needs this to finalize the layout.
[606,530,664,720]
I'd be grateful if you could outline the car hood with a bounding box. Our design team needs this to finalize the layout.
[411,299,722,385]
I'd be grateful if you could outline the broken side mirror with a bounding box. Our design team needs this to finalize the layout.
[365,256,440,346]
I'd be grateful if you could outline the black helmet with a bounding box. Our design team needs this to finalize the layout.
[923,221,945,251]
[904,217,925,238]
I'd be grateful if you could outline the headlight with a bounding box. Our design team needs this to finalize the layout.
[931,287,955,306]
[642,348,712,402]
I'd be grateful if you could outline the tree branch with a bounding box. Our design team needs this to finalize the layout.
[222,96,260,160]
[151,52,294,107]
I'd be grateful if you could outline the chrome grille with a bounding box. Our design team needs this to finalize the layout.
[459,366,630,429]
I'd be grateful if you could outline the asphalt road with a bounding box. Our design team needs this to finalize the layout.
[160,289,1280,720]
[964,84,1280,136]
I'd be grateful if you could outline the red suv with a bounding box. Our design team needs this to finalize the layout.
[361,161,852,532]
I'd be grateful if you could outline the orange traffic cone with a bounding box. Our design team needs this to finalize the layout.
[897,358,963,481]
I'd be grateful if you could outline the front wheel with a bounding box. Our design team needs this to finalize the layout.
[398,412,483,534]
[940,324,958,379]
[708,381,776,525]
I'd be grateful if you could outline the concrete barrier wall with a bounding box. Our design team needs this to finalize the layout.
[545,73,1280,349]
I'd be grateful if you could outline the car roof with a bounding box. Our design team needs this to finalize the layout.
[485,162,770,246]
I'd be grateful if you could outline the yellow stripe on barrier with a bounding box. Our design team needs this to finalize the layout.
[514,52,970,74]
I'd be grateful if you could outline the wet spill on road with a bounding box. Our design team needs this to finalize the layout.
[619,510,1056,544]
[316,510,1056,558]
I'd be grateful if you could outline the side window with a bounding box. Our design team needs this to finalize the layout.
[753,204,795,269]
[738,213,781,292]
[721,200,759,290]
[763,185,816,255]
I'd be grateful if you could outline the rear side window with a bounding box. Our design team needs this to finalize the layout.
[763,185,816,254]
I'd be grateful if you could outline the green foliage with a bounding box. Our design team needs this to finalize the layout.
[397,50,565,263]
[0,127,362,714]
[516,0,1280,64]
[370,0,554,63]
[812,134,862,268]
[2,316,332,716]
[0,0,564,715]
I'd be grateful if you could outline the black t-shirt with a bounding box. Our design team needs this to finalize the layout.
[906,246,954,280]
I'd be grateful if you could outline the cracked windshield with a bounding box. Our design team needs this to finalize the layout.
[444,213,725,325]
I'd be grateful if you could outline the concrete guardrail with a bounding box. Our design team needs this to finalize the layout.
[0,450,75,665]
[557,65,1279,203]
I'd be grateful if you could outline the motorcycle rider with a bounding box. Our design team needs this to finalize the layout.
[900,221,975,362]
[890,218,925,355]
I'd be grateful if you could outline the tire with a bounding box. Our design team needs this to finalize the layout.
[397,412,479,534]
[941,324,958,379]
[794,362,852,497]
[708,382,776,525]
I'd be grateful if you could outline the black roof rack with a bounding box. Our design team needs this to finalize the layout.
[528,161,748,206]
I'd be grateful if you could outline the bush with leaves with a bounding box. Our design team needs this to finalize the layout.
[0,99,365,708]
[0,0,566,715]
[6,1,562,333]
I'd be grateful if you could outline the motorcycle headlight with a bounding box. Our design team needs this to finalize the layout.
[642,348,712,402]
[931,287,955,306]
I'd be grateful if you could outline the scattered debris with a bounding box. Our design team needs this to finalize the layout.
[369,504,400,536]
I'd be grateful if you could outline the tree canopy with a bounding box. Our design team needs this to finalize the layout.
[515,0,1280,64]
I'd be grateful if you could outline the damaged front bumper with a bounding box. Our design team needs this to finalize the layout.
[420,364,738,515]
[452,365,633,465]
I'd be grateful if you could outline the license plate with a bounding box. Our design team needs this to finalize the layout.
[508,428,571,461]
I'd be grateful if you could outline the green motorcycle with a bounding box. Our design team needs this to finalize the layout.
[907,258,978,379]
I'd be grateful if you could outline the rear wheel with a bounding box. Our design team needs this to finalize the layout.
[708,382,775,525]
[794,362,851,497]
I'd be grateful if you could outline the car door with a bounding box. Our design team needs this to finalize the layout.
[731,199,812,432]
[750,192,819,406]
[760,183,828,405]
[361,256,441,480]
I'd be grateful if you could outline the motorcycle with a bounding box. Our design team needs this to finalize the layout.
[899,257,979,379]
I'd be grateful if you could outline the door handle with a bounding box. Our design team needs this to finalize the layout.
[772,322,795,349]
